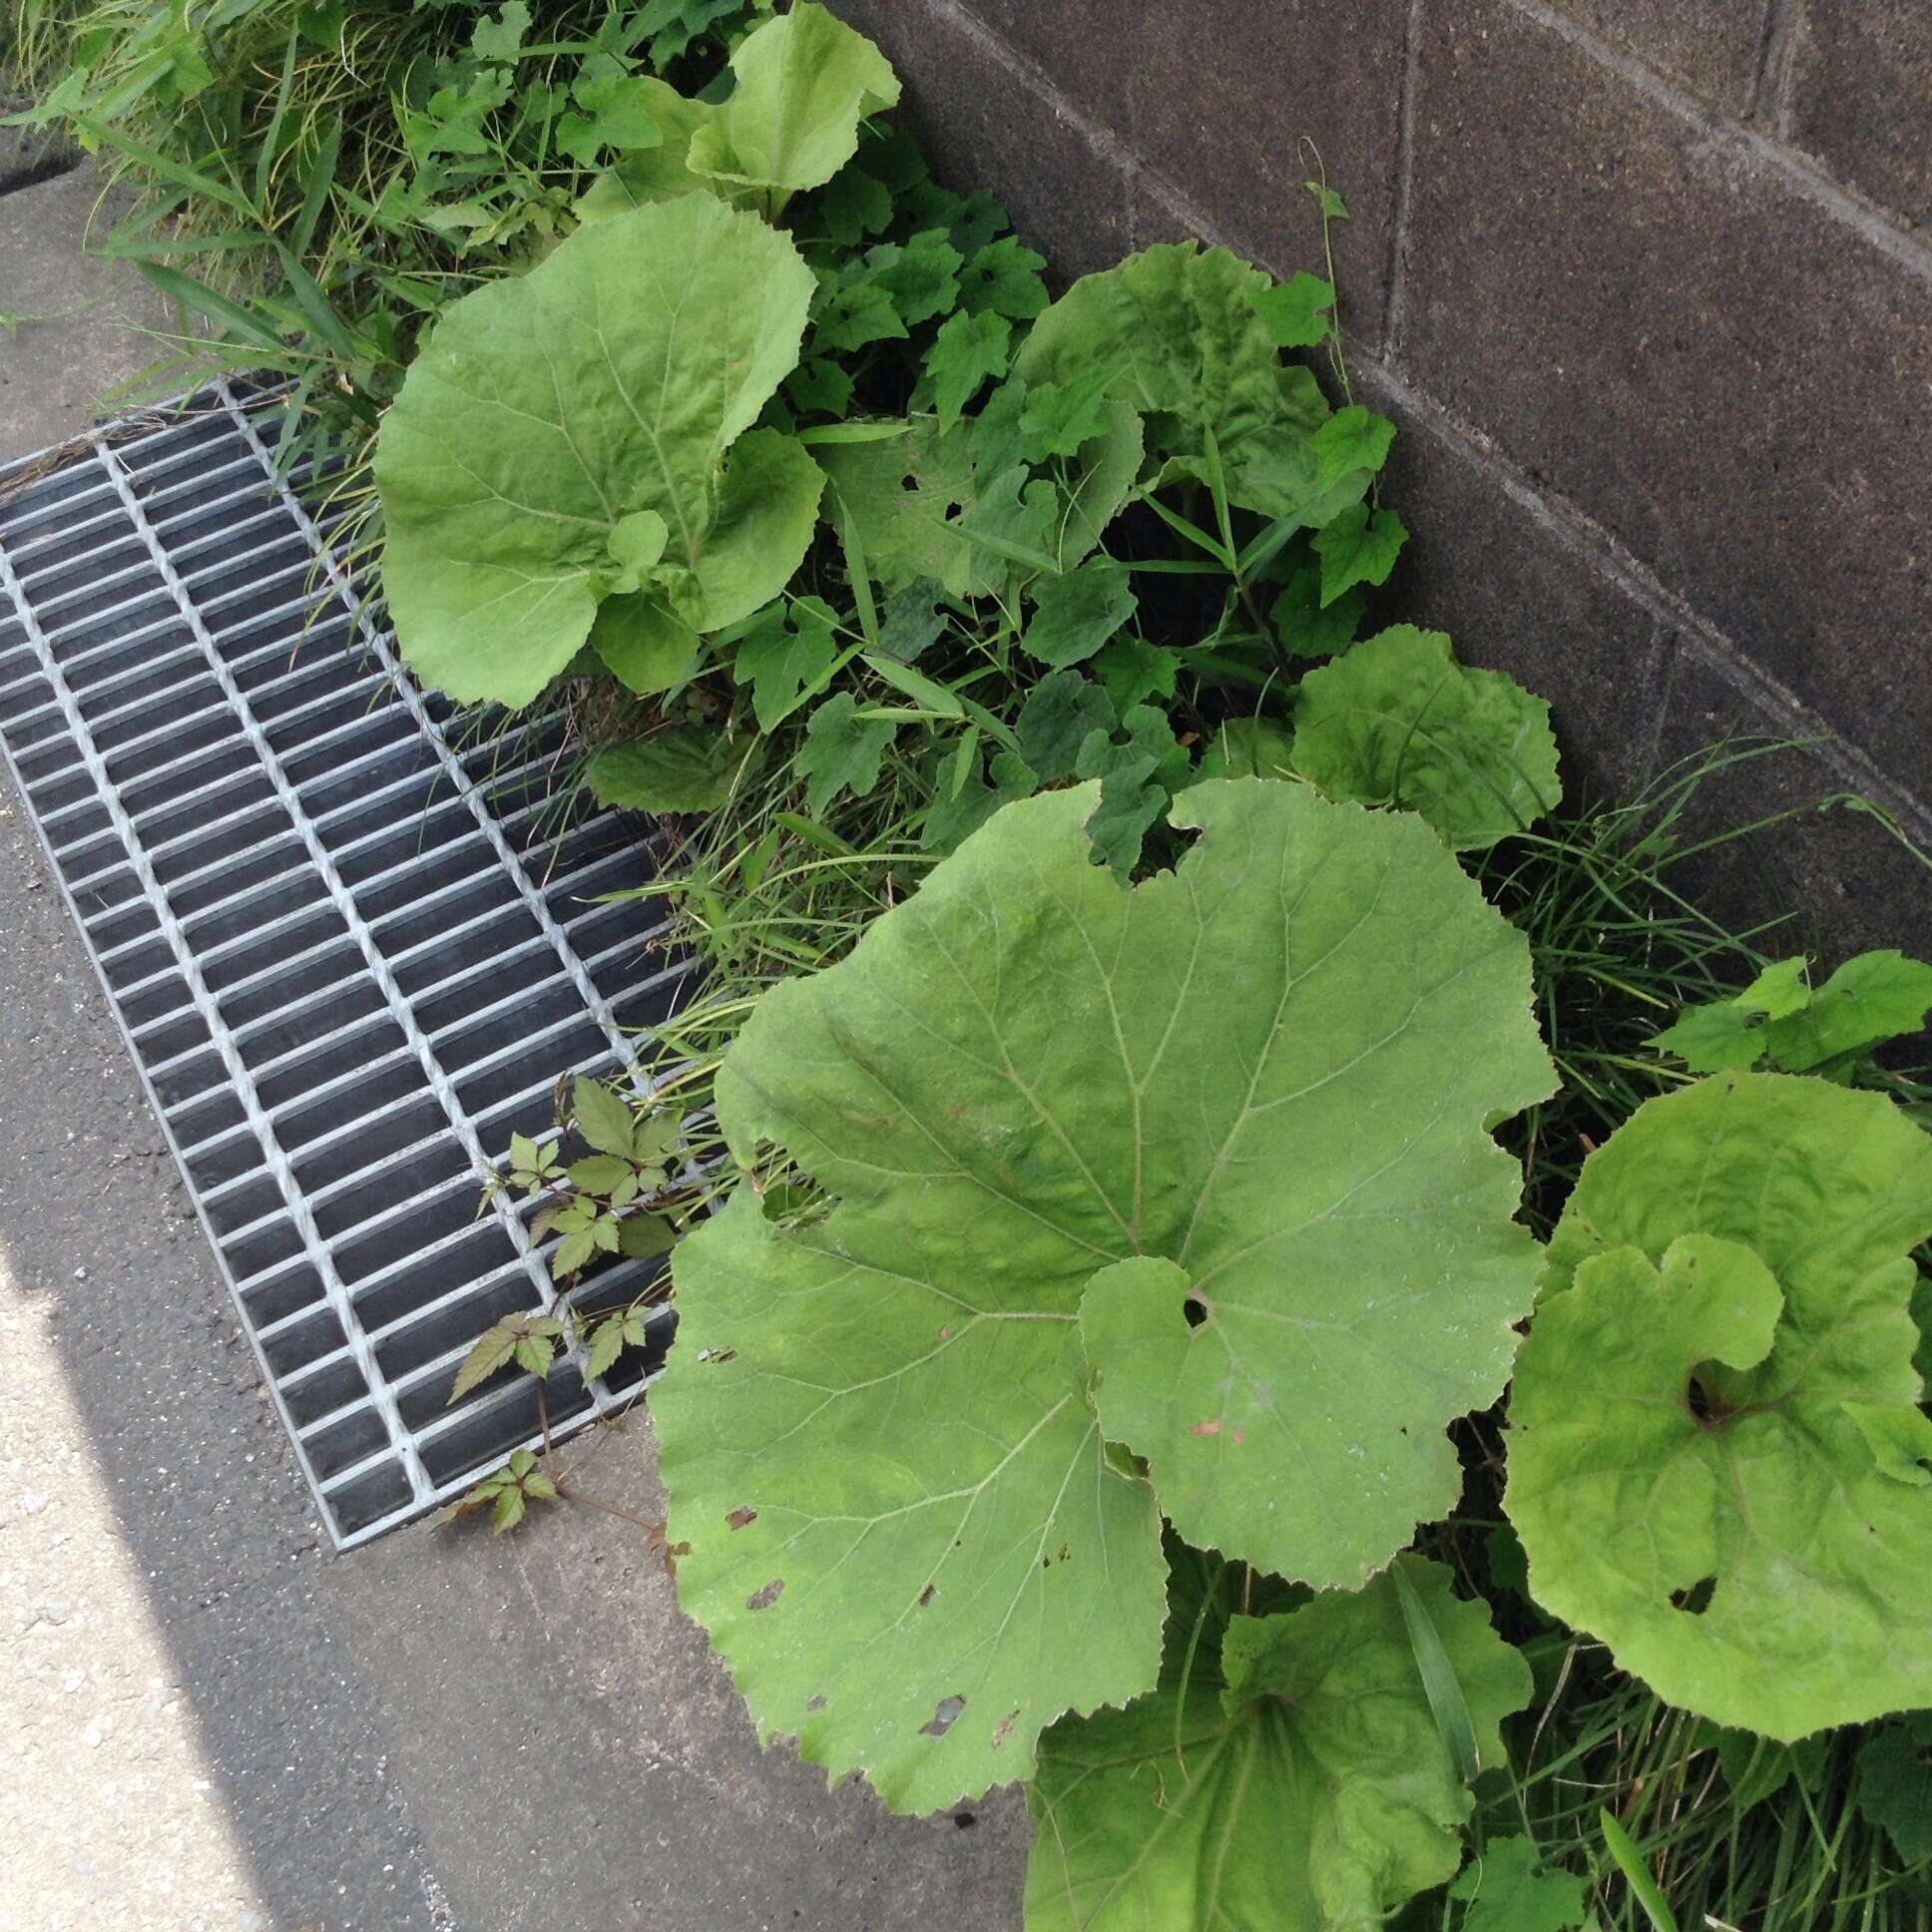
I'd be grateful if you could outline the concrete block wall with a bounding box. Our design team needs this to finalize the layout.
[833,0,1932,952]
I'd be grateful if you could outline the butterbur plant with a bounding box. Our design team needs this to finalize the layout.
[1505,1072,1932,1736]
[655,777,1556,1809]
[638,775,1932,1928]
[353,6,1931,1921]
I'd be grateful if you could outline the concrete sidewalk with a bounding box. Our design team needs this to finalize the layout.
[0,162,1031,1931]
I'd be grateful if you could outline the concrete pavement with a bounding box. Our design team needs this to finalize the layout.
[0,158,1032,1931]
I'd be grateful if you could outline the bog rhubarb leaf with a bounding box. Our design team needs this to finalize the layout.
[375,195,818,708]
[1024,1559,1532,1932]
[1505,1072,1932,1738]
[1291,626,1562,850]
[655,779,1553,1811]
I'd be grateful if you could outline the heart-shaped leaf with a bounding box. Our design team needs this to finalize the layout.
[655,779,1553,1810]
[1506,1072,1932,1738]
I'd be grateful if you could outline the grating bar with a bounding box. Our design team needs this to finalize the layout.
[0,506,430,1510]
[0,392,684,1546]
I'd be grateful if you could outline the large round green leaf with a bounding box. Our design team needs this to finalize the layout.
[1024,1558,1532,1932]
[1291,626,1562,850]
[374,194,818,708]
[1506,1073,1932,1738]
[656,779,1553,1811]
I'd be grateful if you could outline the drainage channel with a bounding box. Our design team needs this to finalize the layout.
[0,385,689,1548]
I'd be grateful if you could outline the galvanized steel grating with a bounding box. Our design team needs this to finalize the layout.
[0,385,687,1548]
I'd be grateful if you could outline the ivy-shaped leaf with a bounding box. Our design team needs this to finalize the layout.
[861,228,962,326]
[376,196,818,708]
[1763,950,1932,1071]
[813,277,907,353]
[1856,1712,1932,1865]
[1250,269,1335,349]
[1270,562,1364,660]
[1291,626,1563,850]
[655,780,1554,1810]
[927,309,1012,432]
[585,729,759,813]
[1090,634,1179,717]
[1312,502,1408,605]
[1309,404,1397,493]
[1505,1072,1932,1739]
[1019,367,1118,460]
[810,161,894,245]
[958,236,1049,320]
[1016,668,1117,781]
[733,597,840,731]
[1446,1836,1589,1932]
[574,78,714,218]
[471,2,531,64]
[1025,1559,1532,1932]
[1654,950,1932,1075]
[1023,559,1138,669]
[797,691,895,814]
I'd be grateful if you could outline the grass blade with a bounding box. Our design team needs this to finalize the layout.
[1600,1806,1682,1932]
[1391,1558,1482,1784]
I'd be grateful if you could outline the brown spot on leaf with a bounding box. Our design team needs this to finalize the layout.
[1231,1428,1245,1446]
[920,1695,966,1738]
[745,1578,785,1612]
[805,1695,827,1711]
[937,1326,950,1340]
[1190,1417,1222,1437]
[991,1710,1018,1748]
[725,1506,757,1531]
[1056,1543,1070,1563]
[918,1583,936,1608]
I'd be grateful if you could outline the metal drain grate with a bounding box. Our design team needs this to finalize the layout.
[0,385,689,1547]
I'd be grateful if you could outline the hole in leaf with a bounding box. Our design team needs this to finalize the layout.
[919,1694,965,1738]
[1685,1365,1733,1428]
[1183,1292,1211,1329]
[953,1812,976,1829]
[745,1578,785,1612]
[725,1505,757,1531]
[1671,1575,1717,1616]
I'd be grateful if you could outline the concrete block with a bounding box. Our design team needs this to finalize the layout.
[1787,0,1932,229]
[1648,643,1932,957]
[831,0,1132,283]
[1541,0,1768,113]
[1396,0,1932,789]
[1363,371,1672,801]
[956,0,1406,350]
[956,0,1137,126]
